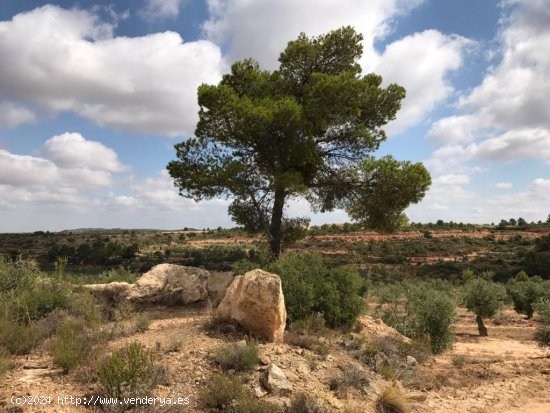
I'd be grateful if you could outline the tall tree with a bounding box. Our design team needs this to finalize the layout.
[167,27,431,256]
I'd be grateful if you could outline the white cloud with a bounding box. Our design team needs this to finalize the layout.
[408,176,550,224]
[0,132,127,193]
[40,132,126,172]
[495,182,512,189]
[0,102,36,128]
[140,0,182,21]
[0,5,224,136]
[372,30,472,134]
[433,174,470,185]
[427,0,550,158]
[203,1,469,135]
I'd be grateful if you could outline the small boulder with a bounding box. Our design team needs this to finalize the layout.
[406,355,418,366]
[217,269,286,341]
[260,364,293,396]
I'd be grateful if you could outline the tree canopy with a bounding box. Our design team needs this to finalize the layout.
[167,27,431,255]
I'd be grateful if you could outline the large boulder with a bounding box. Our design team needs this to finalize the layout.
[84,264,209,305]
[127,264,209,305]
[217,269,286,341]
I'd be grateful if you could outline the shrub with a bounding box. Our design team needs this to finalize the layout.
[234,393,279,413]
[0,346,12,376]
[50,319,92,373]
[534,298,550,347]
[406,288,455,354]
[507,278,545,319]
[287,393,333,413]
[288,313,330,336]
[201,374,243,410]
[462,278,507,336]
[375,385,410,413]
[98,342,157,400]
[0,257,40,295]
[0,318,48,355]
[212,341,259,372]
[329,364,370,397]
[134,314,151,333]
[268,252,364,327]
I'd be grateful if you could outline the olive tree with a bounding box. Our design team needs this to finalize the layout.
[462,278,507,336]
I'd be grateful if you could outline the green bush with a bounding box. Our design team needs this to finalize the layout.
[462,277,507,336]
[134,313,151,333]
[287,393,333,413]
[534,298,550,347]
[507,278,547,319]
[98,342,157,400]
[201,374,243,410]
[0,257,40,295]
[268,252,364,327]
[0,346,12,376]
[234,393,279,413]
[212,341,259,372]
[406,287,455,354]
[50,319,92,373]
[0,318,48,355]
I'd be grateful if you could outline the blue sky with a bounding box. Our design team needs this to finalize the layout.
[0,0,549,231]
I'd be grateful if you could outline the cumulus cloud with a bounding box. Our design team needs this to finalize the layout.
[140,0,182,21]
[427,0,550,163]
[0,102,36,128]
[203,0,469,134]
[373,30,472,134]
[408,176,550,224]
[0,5,224,136]
[40,132,126,172]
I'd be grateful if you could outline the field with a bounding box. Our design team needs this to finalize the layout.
[1,224,550,413]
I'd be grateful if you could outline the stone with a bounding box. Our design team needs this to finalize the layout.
[84,264,209,305]
[254,385,267,398]
[217,269,286,341]
[128,264,209,305]
[260,364,293,396]
[406,355,418,366]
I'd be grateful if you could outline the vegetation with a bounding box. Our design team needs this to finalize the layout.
[98,342,158,400]
[462,276,507,336]
[507,274,548,319]
[201,373,243,410]
[268,252,364,327]
[167,26,431,256]
[375,385,410,413]
[534,298,550,347]
[50,318,92,373]
[212,341,259,372]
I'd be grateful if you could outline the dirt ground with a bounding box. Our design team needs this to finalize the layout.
[1,305,549,413]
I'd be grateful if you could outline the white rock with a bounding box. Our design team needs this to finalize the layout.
[260,364,293,396]
[218,269,286,341]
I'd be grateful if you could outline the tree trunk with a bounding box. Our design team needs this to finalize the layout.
[269,190,286,257]
[476,315,488,336]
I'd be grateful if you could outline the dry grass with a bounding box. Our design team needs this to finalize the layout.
[376,385,410,413]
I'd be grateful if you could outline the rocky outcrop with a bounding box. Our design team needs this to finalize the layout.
[260,363,293,396]
[84,264,209,305]
[217,269,286,341]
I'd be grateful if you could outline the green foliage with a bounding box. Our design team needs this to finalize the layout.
[201,374,243,410]
[98,342,156,400]
[506,278,547,318]
[212,341,259,372]
[287,393,333,413]
[0,318,48,355]
[268,252,364,327]
[534,298,550,347]
[234,394,279,413]
[462,278,507,319]
[168,27,430,255]
[374,282,455,354]
[0,346,12,376]
[134,313,151,333]
[406,288,455,354]
[50,319,91,373]
[0,257,40,295]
